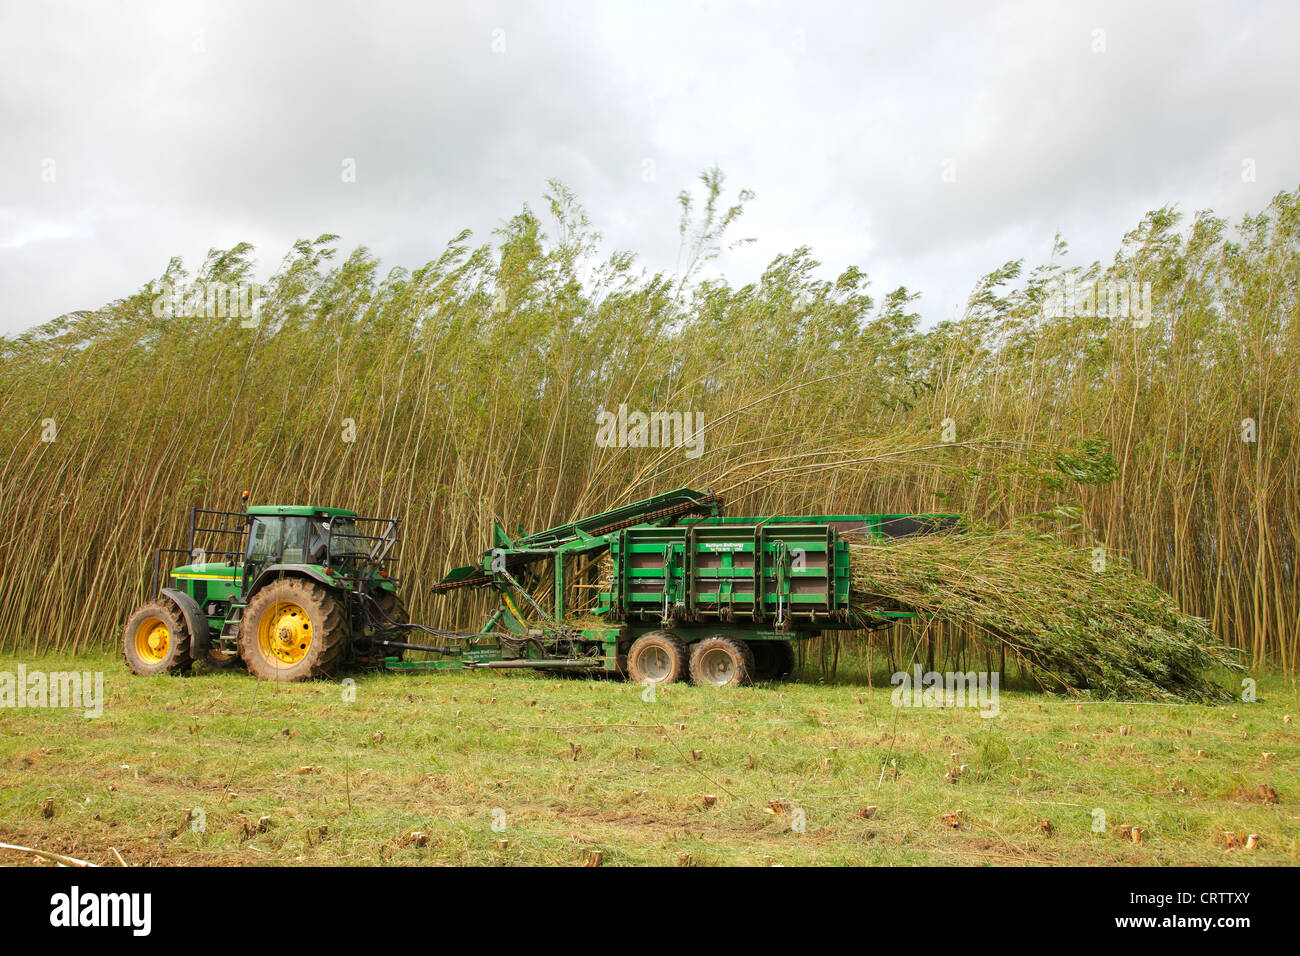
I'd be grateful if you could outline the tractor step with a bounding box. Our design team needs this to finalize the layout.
[219,604,247,641]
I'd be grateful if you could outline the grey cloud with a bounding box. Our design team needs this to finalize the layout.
[1,0,1297,334]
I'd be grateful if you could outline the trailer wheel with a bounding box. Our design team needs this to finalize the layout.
[751,640,796,682]
[627,631,688,685]
[689,636,755,687]
[239,579,348,682]
[123,600,193,676]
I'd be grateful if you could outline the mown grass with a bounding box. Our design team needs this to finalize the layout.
[2,651,1296,866]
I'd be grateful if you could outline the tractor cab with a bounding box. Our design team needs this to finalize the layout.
[243,505,370,577]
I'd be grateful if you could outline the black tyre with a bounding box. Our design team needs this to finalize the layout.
[688,635,755,687]
[626,631,688,685]
[238,579,348,681]
[123,599,193,676]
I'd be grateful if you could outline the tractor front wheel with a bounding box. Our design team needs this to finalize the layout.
[239,579,348,682]
[123,600,193,676]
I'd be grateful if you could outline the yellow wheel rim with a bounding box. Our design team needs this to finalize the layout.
[135,617,171,663]
[257,600,313,666]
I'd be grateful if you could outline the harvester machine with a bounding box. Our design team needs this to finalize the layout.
[417,487,958,686]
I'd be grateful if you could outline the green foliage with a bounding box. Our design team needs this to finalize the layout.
[1054,438,1120,486]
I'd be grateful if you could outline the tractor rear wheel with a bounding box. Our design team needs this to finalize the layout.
[239,579,348,682]
[751,640,797,682]
[626,631,688,685]
[689,635,755,687]
[123,600,193,676]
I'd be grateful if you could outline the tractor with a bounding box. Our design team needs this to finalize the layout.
[123,499,404,681]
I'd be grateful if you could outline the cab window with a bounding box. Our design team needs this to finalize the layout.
[312,517,367,561]
[247,517,284,562]
[281,517,309,564]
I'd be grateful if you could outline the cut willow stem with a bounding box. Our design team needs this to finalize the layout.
[0,842,99,867]
[846,526,1243,702]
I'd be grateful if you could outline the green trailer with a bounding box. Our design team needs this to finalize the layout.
[414,487,958,686]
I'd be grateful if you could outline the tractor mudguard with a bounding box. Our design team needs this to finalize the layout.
[160,587,211,655]
[247,565,338,595]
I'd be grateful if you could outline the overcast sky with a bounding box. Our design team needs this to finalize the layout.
[2,0,1297,336]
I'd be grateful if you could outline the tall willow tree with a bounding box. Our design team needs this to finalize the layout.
[1,172,1297,673]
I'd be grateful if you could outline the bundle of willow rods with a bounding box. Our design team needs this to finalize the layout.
[846,526,1242,702]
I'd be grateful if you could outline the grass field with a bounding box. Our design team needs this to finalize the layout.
[2,651,1296,866]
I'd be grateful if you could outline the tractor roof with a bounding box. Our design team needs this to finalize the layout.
[246,505,358,518]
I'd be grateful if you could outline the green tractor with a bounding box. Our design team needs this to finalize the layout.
[123,500,406,681]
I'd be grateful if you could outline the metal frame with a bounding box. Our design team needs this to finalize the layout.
[153,507,249,594]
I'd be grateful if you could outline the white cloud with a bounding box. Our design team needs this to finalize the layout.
[1,0,1297,334]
